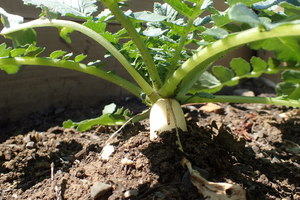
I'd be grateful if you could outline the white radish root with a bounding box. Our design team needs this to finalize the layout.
[149,98,187,141]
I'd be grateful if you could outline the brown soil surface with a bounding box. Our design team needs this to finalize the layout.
[1,81,300,200]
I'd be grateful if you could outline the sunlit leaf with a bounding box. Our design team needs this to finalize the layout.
[228,4,263,27]
[230,58,251,76]
[0,64,20,74]
[202,28,228,39]
[50,50,67,59]
[212,65,234,82]
[74,54,87,62]
[23,0,97,18]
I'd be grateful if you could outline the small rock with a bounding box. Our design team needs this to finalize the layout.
[23,134,32,143]
[135,158,143,169]
[200,103,223,113]
[90,182,112,199]
[101,145,115,161]
[4,150,13,160]
[233,89,255,96]
[124,189,138,198]
[121,158,134,166]
[26,141,35,149]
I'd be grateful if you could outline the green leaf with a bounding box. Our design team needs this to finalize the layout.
[212,13,230,27]
[228,4,263,27]
[282,70,300,83]
[74,54,87,62]
[276,82,300,99]
[250,56,267,72]
[0,43,11,57]
[3,29,37,47]
[189,71,222,94]
[0,64,20,74]
[63,103,131,131]
[202,28,228,39]
[280,2,300,16]
[143,27,168,37]
[163,0,194,17]
[131,11,167,22]
[24,44,45,57]
[227,0,262,6]
[212,65,235,82]
[10,48,26,57]
[102,103,116,114]
[230,58,251,76]
[0,9,36,47]
[250,37,300,62]
[23,0,97,18]
[83,20,107,34]
[50,50,67,59]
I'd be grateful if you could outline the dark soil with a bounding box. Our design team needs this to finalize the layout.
[1,79,300,200]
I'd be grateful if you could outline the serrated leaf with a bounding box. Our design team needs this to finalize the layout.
[143,27,167,37]
[154,3,178,21]
[193,16,211,26]
[102,103,116,114]
[10,48,26,57]
[163,0,194,17]
[83,20,106,34]
[202,28,228,39]
[63,103,131,131]
[212,13,230,27]
[276,82,300,99]
[282,70,300,83]
[23,0,97,18]
[50,50,67,59]
[228,4,263,27]
[212,65,235,82]
[252,0,278,9]
[0,64,20,74]
[230,58,251,76]
[24,44,45,57]
[280,2,300,18]
[74,54,87,62]
[131,11,167,22]
[0,43,11,57]
[189,71,222,94]
[250,56,267,72]
[250,37,300,62]
[3,29,37,47]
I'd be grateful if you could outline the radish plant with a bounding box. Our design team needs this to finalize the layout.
[0,0,300,139]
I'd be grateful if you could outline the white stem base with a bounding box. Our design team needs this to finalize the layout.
[149,98,187,141]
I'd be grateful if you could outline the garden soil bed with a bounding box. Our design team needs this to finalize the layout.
[0,80,300,200]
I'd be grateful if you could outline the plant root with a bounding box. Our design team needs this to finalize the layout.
[170,103,246,200]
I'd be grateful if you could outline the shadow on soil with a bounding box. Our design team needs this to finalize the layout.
[136,120,296,200]
[16,140,82,191]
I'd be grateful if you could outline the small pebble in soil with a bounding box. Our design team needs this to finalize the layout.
[101,145,115,161]
[121,157,134,166]
[233,89,255,96]
[123,189,138,198]
[26,141,35,149]
[90,182,112,199]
